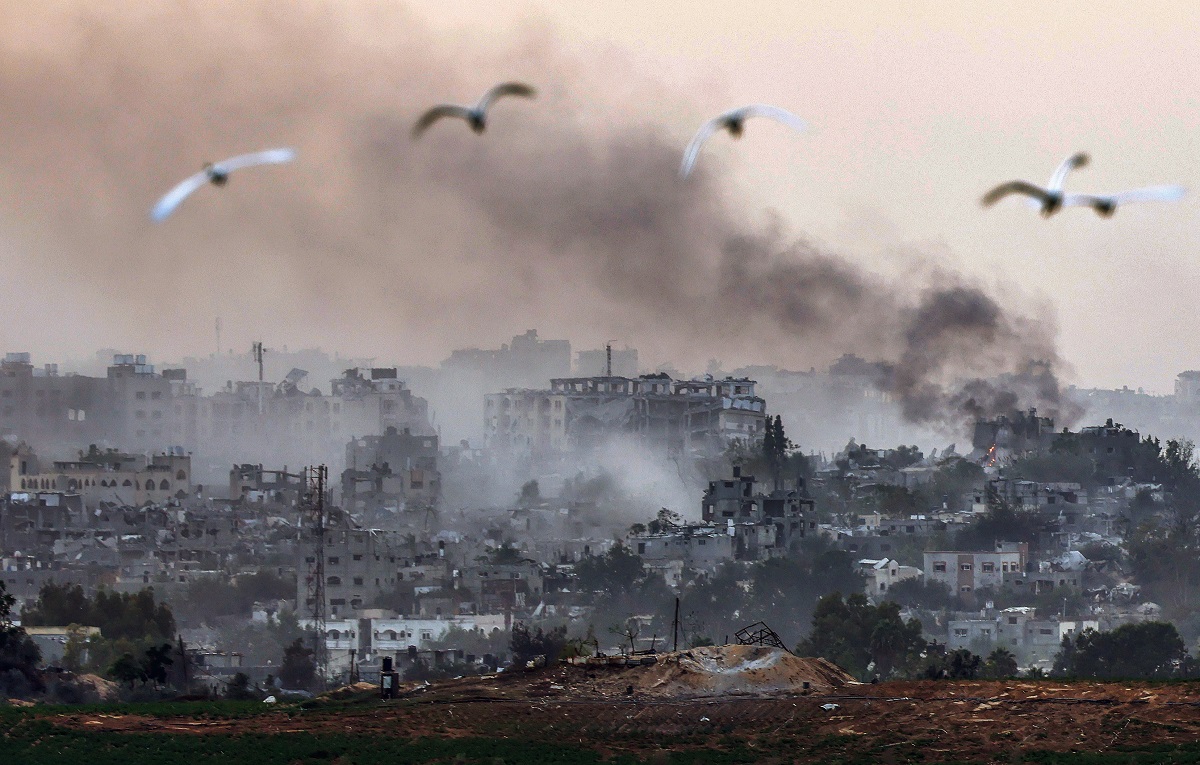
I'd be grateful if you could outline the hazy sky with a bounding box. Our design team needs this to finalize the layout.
[1,2,1199,393]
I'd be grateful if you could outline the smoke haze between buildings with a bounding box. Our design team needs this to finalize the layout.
[0,1,1076,433]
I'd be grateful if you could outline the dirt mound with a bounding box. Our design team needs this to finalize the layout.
[318,681,378,702]
[43,673,119,704]
[74,674,119,702]
[608,645,855,698]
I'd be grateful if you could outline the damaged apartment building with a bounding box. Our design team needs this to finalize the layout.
[341,426,441,518]
[10,443,192,505]
[301,525,546,623]
[629,467,817,585]
[484,374,766,459]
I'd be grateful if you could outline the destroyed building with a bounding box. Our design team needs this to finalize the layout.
[701,467,816,557]
[229,464,304,507]
[971,408,1056,456]
[484,374,766,458]
[341,426,441,515]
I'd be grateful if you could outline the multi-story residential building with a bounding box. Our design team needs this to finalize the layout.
[444,330,571,391]
[701,467,816,556]
[175,368,433,477]
[228,463,304,506]
[857,558,921,600]
[10,444,191,505]
[341,426,440,514]
[299,528,468,621]
[630,524,733,575]
[369,614,508,655]
[0,353,173,455]
[971,408,1056,456]
[302,529,407,620]
[485,374,767,459]
[307,614,509,670]
[924,544,1028,595]
[947,607,1101,669]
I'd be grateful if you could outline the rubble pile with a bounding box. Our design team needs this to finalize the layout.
[627,645,855,698]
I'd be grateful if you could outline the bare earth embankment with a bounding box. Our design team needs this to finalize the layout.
[17,647,1200,763]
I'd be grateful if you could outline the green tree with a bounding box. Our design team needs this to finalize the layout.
[954,487,1043,551]
[22,583,176,674]
[141,643,174,686]
[509,623,567,666]
[22,583,175,643]
[278,637,316,690]
[108,653,146,688]
[796,593,928,680]
[224,672,258,700]
[574,543,645,594]
[763,415,790,489]
[0,580,42,697]
[647,507,682,534]
[883,578,960,611]
[944,649,982,679]
[1053,622,1188,679]
[176,571,295,625]
[984,647,1018,678]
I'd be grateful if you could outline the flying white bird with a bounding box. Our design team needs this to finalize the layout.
[679,105,808,178]
[1062,185,1187,217]
[980,152,1090,217]
[151,148,297,222]
[412,82,537,139]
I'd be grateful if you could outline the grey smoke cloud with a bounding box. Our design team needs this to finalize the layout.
[0,1,1075,431]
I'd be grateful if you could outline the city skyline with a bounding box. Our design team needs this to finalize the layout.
[2,3,1199,395]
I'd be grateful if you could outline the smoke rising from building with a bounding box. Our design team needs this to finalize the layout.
[0,2,1075,432]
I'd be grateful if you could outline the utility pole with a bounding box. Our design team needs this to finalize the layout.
[605,342,612,377]
[303,465,329,689]
[252,342,266,415]
[673,597,680,652]
[177,633,188,690]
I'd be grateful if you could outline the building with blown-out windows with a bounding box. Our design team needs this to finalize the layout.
[9,443,191,505]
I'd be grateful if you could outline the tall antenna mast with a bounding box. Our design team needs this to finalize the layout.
[252,342,266,415]
[606,342,612,377]
[302,465,329,688]
[215,317,222,358]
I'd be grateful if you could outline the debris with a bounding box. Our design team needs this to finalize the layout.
[734,621,788,650]
[263,696,277,704]
[821,703,840,711]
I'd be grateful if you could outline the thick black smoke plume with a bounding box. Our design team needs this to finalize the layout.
[0,2,1077,432]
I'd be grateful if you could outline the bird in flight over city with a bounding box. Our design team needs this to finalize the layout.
[679,105,808,178]
[151,148,297,222]
[411,82,537,138]
[980,152,1090,217]
[1062,185,1187,217]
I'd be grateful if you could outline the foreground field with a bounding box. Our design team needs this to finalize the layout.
[11,668,1200,763]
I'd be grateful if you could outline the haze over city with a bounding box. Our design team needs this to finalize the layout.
[7,4,1200,761]
[2,2,1198,392]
